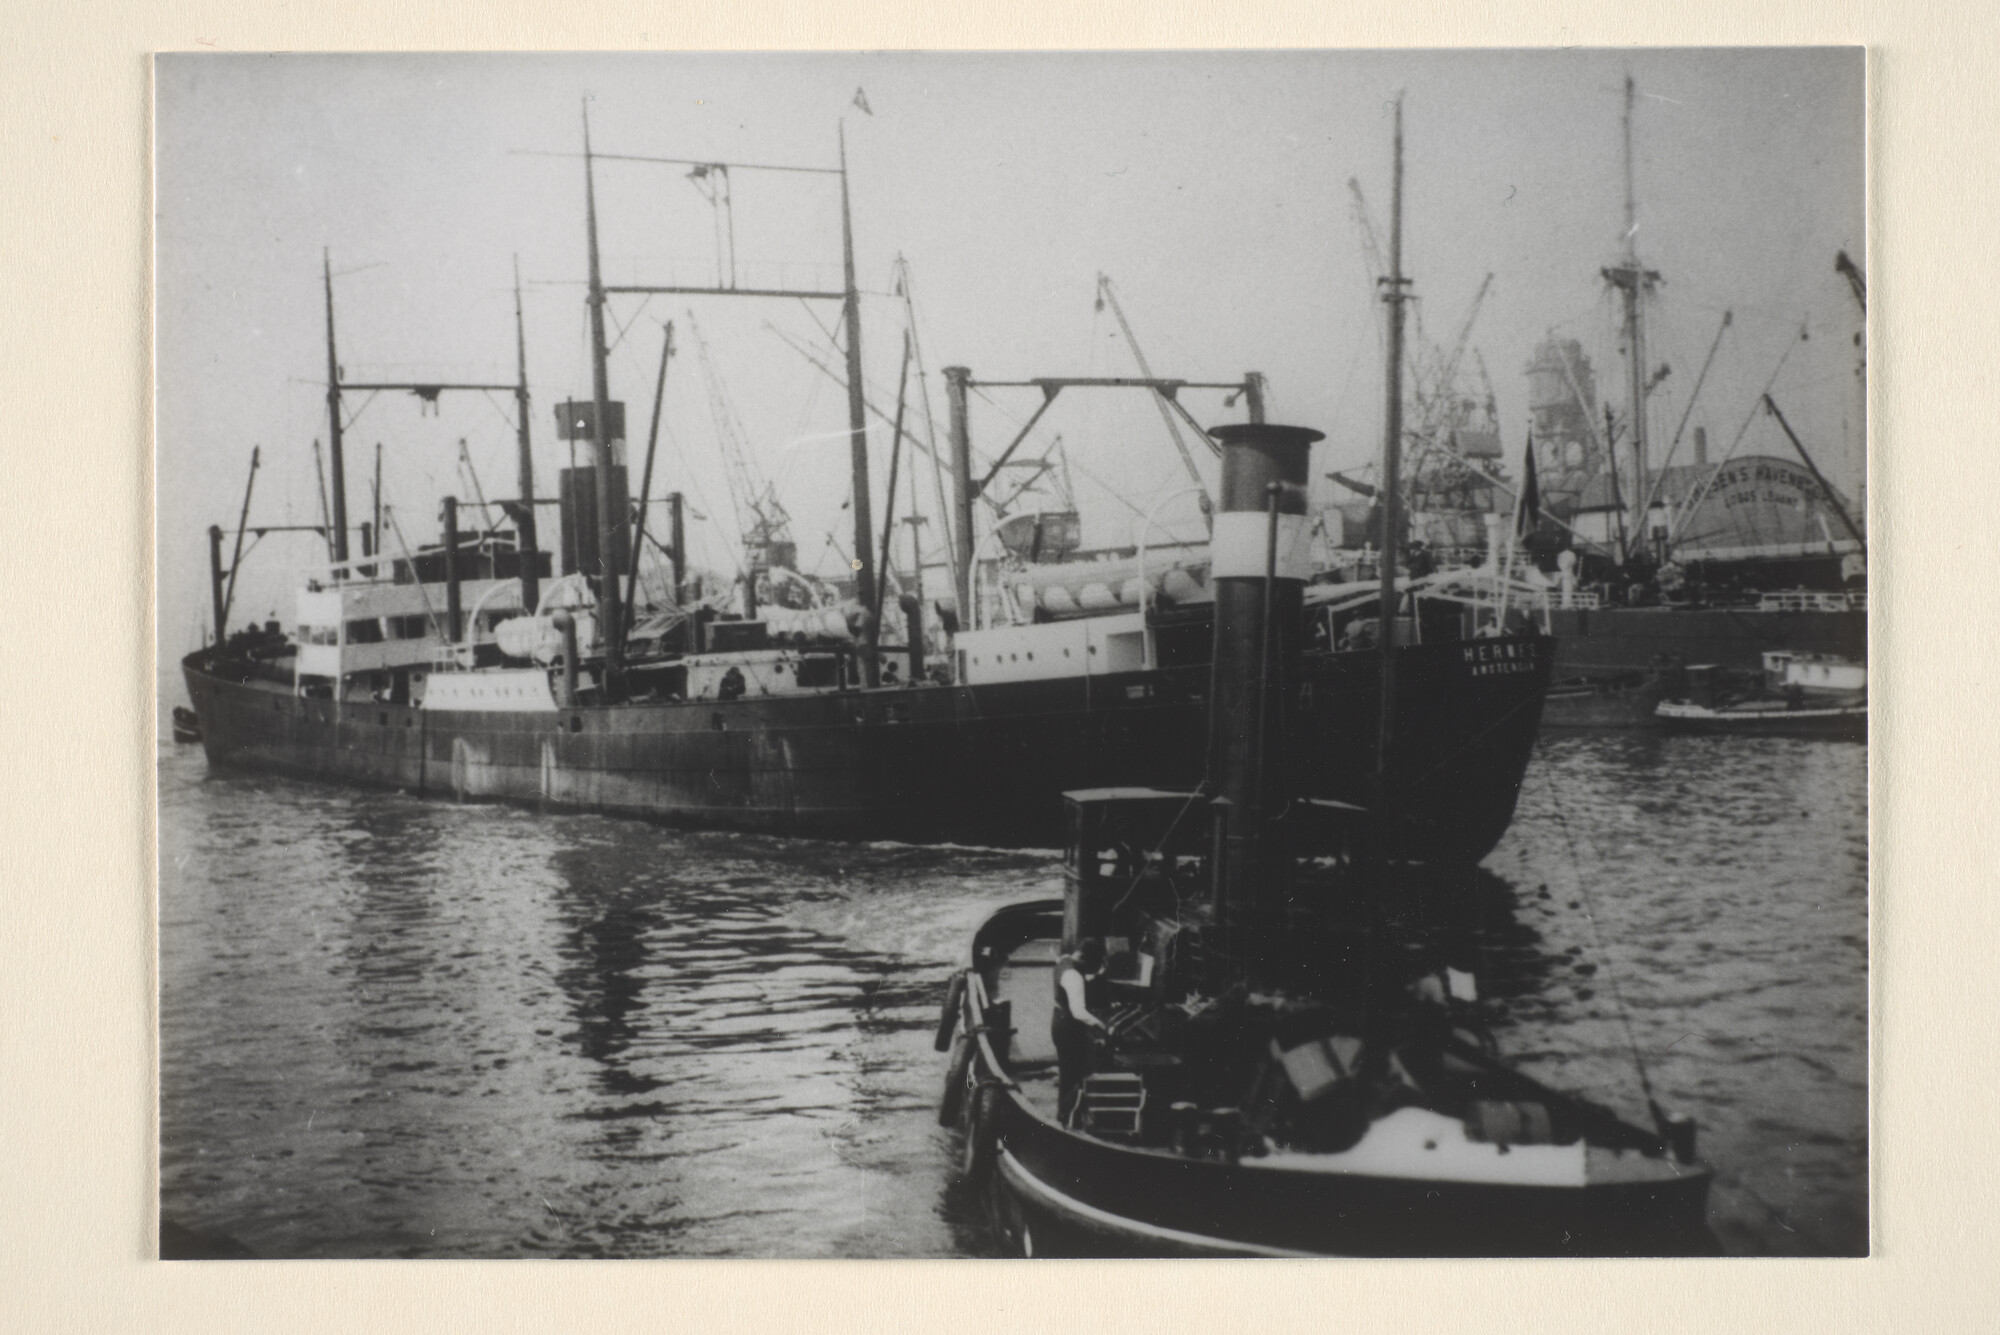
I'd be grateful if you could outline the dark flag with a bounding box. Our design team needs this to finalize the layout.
[851,88,873,116]
[1515,437,1541,541]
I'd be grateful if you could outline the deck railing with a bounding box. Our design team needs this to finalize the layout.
[1757,591,1867,613]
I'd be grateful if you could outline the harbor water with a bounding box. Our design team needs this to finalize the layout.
[158,730,1867,1257]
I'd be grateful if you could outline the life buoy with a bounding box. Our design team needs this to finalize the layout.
[938,1036,975,1127]
[933,972,967,1053]
[962,1082,1003,1180]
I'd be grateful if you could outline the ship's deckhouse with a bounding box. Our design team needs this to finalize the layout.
[683,650,846,698]
[954,612,1154,685]
[293,575,526,681]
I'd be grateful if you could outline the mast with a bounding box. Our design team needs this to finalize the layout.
[1602,75,1660,565]
[901,511,927,679]
[1836,250,1867,517]
[511,256,541,614]
[322,250,351,566]
[873,329,914,630]
[207,525,227,648]
[1376,94,1410,810]
[311,438,335,561]
[667,491,686,604]
[626,321,674,630]
[838,123,880,686]
[220,446,260,635]
[582,101,625,674]
[896,262,959,620]
[1605,404,1631,561]
[945,364,975,628]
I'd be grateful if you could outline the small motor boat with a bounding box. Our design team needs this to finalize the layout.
[1655,654,1866,739]
[171,705,203,744]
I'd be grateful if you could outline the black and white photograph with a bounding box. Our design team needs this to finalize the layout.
[155,49,1866,1259]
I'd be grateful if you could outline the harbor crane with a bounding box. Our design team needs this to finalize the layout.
[684,312,817,610]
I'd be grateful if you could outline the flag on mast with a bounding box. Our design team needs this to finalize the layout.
[1515,435,1541,541]
[851,88,873,116]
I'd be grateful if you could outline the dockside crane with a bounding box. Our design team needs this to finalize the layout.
[684,312,799,598]
[1095,274,1213,506]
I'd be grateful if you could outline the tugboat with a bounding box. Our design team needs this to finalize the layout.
[934,420,1715,1257]
[935,107,1713,1255]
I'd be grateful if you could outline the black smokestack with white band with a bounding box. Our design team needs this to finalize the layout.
[1204,422,1323,978]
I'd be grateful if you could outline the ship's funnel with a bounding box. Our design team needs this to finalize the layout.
[1204,422,1322,978]
[554,400,630,578]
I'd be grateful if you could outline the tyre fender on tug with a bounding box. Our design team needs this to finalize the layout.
[938,1035,976,1128]
[961,1081,1004,1180]
[933,972,966,1052]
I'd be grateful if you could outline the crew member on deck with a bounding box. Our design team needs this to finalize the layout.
[1052,938,1108,1123]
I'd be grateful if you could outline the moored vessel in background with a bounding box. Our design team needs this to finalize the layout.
[1533,80,1867,690]
[1654,651,1866,738]
[1328,76,1868,706]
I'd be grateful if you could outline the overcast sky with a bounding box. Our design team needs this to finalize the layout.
[155,49,1862,657]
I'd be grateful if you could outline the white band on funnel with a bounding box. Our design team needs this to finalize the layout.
[1210,511,1312,581]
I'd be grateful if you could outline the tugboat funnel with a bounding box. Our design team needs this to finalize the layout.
[1204,422,1323,982]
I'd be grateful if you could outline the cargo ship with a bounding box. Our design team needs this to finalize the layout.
[1322,76,1865,704]
[1534,79,1866,687]
[180,106,1552,860]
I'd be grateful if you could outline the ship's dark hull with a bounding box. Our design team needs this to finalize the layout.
[182,634,1551,858]
[1549,606,1865,676]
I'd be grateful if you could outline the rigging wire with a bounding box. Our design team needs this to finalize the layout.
[1536,764,1666,1124]
[1667,324,1809,541]
[966,384,1155,524]
[894,258,957,583]
[382,505,444,637]
[477,388,520,434]
[605,293,657,358]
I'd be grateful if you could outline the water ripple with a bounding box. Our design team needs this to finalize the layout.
[160,729,1864,1257]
